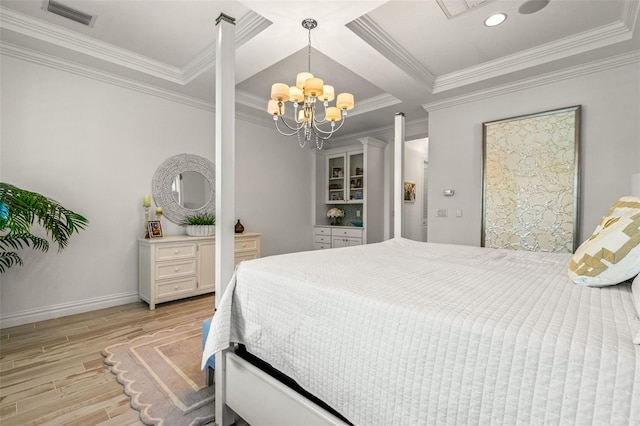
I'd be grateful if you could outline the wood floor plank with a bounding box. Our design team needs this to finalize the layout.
[0,294,215,424]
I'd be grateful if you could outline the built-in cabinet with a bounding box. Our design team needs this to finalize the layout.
[313,226,364,249]
[138,233,261,309]
[314,137,387,248]
[327,151,365,204]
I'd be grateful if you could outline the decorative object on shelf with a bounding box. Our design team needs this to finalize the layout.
[327,207,345,226]
[0,182,89,273]
[266,18,355,150]
[235,220,245,234]
[147,220,163,238]
[351,221,363,227]
[143,194,151,238]
[184,213,216,237]
[155,206,163,233]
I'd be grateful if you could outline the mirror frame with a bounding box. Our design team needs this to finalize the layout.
[152,153,215,225]
[481,105,581,253]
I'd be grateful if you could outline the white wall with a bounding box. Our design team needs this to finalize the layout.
[427,59,640,246]
[0,54,312,327]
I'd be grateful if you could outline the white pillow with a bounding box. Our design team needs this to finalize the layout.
[568,196,640,286]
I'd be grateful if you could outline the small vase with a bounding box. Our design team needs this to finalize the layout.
[235,219,245,234]
[331,217,342,226]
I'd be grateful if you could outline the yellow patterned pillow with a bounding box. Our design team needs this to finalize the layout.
[568,196,640,286]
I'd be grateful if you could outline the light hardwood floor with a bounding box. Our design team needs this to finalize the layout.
[0,294,215,425]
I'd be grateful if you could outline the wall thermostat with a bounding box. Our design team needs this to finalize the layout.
[443,189,455,196]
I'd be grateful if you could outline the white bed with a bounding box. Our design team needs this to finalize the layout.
[203,238,640,425]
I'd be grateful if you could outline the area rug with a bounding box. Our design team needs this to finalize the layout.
[103,322,215,425]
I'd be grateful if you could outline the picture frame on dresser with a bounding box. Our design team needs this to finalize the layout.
[147,220,163,238]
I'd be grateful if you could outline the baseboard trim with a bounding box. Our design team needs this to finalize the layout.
[0,292,140,329]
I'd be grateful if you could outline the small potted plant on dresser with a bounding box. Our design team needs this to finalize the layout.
[184,213,215,237]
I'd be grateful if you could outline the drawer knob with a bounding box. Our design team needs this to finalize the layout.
[174,285,178,290]
[174,268,179,272]
[242,243,246,248]
[174,250,179,254]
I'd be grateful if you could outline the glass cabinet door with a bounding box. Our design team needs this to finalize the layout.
[347,152,364,203]
[327,155,345,203]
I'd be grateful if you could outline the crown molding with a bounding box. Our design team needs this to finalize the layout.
[434,2,639,94]
[1,41,215,111]
[347,15,436,90]
[0,6,271,87]
[329,116,429,145]
[423,50,640,112]
[0,6,185,83]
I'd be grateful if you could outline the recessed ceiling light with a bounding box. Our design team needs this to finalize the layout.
[484,13,507,27]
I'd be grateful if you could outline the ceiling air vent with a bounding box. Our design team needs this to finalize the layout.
[436,0,489,19]
[43,0,97,27]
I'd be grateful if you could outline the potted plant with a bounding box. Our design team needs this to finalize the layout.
[184,213,215,237]
[0,182,89,273]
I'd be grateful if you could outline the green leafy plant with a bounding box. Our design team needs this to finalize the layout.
[184,213,215,226]
[0,182,89,273]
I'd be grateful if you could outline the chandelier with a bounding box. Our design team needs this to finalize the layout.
[267,18,355,150]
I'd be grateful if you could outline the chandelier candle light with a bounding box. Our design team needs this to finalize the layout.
[267,18,354,150]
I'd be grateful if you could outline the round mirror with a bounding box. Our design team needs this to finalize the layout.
[171,171,212,210]
[152,153,215,225]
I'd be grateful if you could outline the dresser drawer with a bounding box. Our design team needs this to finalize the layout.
[332,227,363,238]
[156,259,197,280]
[235,252,258,265]
[314,235,331,244]
[314,226,331,236]
[235,237,258,252]
[314,242,331,250]
[156,243,197,261]
[157,276,197,298]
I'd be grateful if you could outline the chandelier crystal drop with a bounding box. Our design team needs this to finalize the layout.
[267,18,354,150]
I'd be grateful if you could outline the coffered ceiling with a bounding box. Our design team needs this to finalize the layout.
[1,1,638,140]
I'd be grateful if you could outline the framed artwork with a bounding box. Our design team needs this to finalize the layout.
[404,181,416,202]
[148,220,163,238]
[482,105,581,253]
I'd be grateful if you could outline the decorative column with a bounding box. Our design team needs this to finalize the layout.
[214,12,236,426]
[394,112,405,239]
[215,13,236,304]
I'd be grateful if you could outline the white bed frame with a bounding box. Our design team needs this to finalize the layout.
[212,14,407,426]
[217,351,351,426]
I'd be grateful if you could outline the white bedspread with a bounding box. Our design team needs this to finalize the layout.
[203,238,640,425]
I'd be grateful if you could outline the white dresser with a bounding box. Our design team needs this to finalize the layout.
[138,232,261,309]
[313,226,363,250]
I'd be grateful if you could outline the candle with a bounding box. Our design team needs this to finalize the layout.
[156,207,163,215]
[143,195,151,207]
